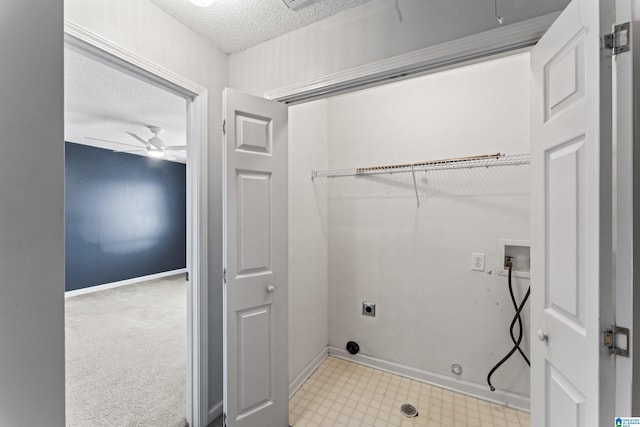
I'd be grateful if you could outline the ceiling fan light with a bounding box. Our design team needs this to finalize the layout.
[148,149,165,159]
[190,0,215,7]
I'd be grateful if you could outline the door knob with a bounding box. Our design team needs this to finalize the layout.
[537,329,549,342]
[266,285,276,293]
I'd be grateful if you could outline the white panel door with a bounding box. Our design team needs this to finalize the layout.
[530,1,615,426]
[223,88,289,427]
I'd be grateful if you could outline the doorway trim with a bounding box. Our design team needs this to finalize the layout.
[264,12,559,104]
[64,20,210,427]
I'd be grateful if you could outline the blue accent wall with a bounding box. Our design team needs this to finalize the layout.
[65,142,186,291]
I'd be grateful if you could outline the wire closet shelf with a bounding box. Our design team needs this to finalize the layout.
[311,153,530,179]
[311,152,530,206]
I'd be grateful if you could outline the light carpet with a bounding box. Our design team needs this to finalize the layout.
[65,274,187,427]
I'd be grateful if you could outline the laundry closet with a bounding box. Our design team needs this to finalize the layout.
[285,51,532,410]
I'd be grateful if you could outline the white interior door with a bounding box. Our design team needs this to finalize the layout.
[223,88,289,427]
[530,0,615,426]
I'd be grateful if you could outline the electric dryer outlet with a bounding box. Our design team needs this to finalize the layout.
[362,302,376,317]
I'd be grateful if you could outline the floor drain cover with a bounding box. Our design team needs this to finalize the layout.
[400,403,418,418]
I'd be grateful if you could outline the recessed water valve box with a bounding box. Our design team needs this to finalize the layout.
[497,239,530,278]
[362,302,376,317]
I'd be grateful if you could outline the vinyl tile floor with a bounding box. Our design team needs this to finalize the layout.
[289,356,530,427]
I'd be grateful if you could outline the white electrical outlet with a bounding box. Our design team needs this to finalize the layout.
[471,253,485,271]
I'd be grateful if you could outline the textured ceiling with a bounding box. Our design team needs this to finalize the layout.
[150,0,371,53]
[64,48,187,163]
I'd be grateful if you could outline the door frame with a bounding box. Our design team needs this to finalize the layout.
[63,21,210,427]
[614,0,636,415]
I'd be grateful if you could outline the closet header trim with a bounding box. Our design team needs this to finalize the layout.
[265,12,560,104]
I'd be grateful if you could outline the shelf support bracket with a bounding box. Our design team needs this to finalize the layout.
[411,165,420,206]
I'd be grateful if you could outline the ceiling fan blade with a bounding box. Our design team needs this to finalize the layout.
[163,145,188,151]
[85,137,140,149]
[127,132,151,148]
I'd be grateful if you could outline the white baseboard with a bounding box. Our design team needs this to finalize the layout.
[208,400,223,425]
[327,346,530,412]
[289,347,329,398]
[64,268,187,298]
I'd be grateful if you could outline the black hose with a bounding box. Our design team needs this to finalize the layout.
[487,262,531,392]
[508,267,530,366]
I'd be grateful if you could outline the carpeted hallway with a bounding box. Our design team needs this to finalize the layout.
[65,274,188,427]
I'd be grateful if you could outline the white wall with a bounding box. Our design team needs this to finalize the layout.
[64,0,228,415]
[325,53,532,407]
[229,0,568,97]
[288,101,330,387]
[0,1,65,425]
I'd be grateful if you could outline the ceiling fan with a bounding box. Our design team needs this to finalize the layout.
[86,125,187,160]
[125,125,187,159]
